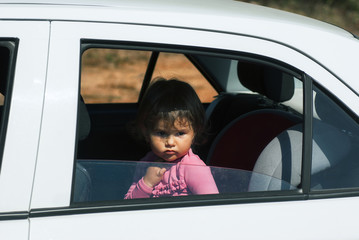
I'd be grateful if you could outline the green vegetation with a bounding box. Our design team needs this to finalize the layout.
[240,0,359,35]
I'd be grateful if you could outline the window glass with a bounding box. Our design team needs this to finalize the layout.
[311,85,359,190]
[0,42,15,170]
[73,160,294,202]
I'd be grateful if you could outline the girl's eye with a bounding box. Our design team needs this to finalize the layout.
[155,131,166,137]
[176,131,186,136]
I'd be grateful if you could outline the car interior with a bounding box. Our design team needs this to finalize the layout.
[73,47,303,201]
[76,49,303,165]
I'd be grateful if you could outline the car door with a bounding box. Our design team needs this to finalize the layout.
[0,21,49,239]
[30,21,359,240]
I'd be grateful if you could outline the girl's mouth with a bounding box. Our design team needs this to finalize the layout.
[165,150,176,154]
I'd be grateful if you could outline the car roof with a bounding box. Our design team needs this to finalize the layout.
[0,0,351,33]
[1,0,359,94]
[0,0,350,32]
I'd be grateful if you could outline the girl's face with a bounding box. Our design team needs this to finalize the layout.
[148,118,195,162]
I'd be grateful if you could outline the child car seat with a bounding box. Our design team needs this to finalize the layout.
[205,61,301,170]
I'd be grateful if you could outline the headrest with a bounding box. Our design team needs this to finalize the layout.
[78,97,91,141]
[237,61,294,102]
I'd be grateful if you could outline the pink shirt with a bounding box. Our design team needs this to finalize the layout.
[124,149,218,199]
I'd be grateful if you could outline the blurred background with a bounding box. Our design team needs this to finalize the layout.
[239,0,359,35]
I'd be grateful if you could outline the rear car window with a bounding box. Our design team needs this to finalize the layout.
[73,44,305,204]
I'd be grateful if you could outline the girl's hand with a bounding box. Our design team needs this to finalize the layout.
[143,166,166,188]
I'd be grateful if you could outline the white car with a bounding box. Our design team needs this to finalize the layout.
[1,0,359,239]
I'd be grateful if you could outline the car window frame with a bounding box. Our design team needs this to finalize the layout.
[72,40,309,208]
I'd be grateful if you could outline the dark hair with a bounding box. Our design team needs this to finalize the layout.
[136,77,206,145]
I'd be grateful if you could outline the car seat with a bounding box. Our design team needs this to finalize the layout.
[73,162,93,202]
[207,109,301,170]
[77,96,91,141]
[205,61,301,170]
[73,97,93,202]
[248,120,351,191]
[205,61,296,137]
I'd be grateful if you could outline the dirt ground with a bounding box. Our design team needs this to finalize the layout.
[81,49,218,104]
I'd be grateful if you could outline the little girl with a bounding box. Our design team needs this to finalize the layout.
[124,78,218,199]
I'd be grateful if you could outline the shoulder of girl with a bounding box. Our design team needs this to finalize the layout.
[181,149,206,166]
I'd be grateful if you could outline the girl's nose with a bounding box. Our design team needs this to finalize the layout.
[166,136,175,146]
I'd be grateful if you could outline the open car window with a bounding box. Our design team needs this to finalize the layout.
[81,48,151,103]
[74,43,306,205]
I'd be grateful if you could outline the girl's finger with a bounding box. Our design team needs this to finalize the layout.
[158,168,166,176]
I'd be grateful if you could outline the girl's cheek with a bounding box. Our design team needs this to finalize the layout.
[151,135,164,144]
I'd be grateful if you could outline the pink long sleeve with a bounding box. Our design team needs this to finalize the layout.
[182,153,219,195]
[124,149,218,199]
[124,177,153,199]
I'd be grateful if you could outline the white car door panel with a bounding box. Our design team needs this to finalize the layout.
[30,197,359,240]
[0,220,29,240]
[0,21,49,239]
